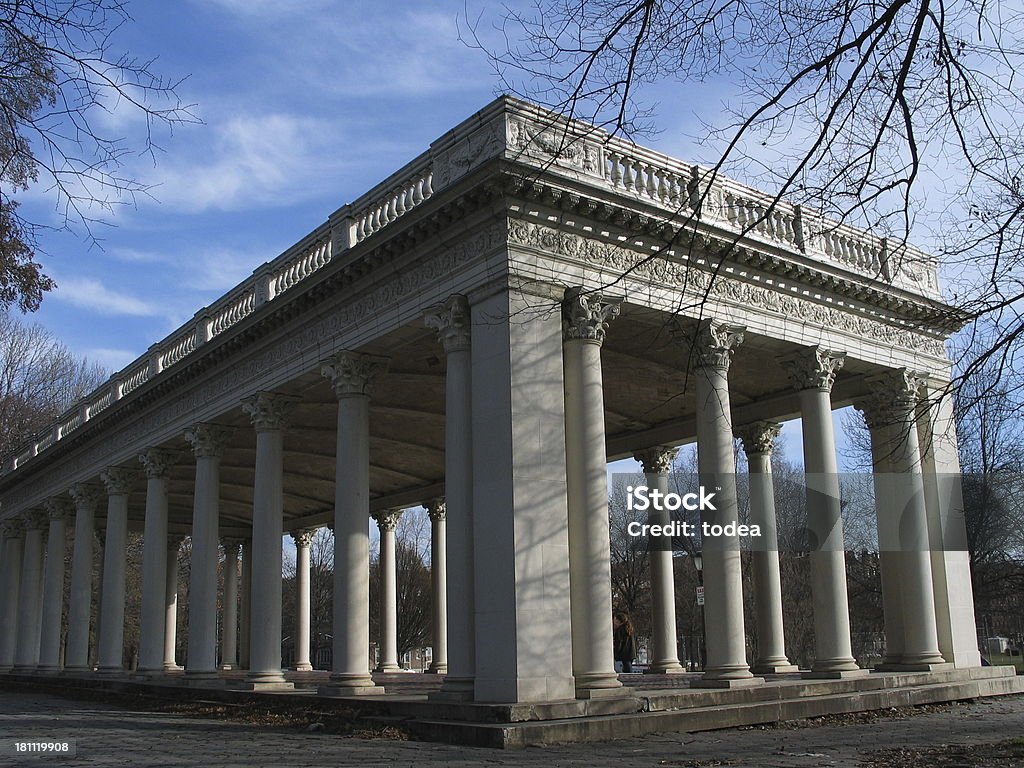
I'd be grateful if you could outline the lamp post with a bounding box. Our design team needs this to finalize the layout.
[693,551,706,671]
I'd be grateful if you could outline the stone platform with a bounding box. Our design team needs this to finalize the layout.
[2,666,1020,749]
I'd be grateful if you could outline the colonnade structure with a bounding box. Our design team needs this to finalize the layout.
[0,97,986,707]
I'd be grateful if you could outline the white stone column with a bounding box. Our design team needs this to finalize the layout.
[857,401,905,666]
[425,499,448,674]
[220,539,240,671]
[916,378,982,668]
[14,509,47,672]
[239,537,252,670]
[863,369,946,669]
[374,510,402,673]
[735,422,798,674]
[184,423,231,682]
[137,449,173,676]
[291,529,314,672]
[241,392,296,689]
[96,467,137,675]
[0,519,25,672]
[781,347,861,677]
[163,536,182,671]
[65,484,100,673]
[688,320,758,686]
[319,351,389,696]
[91,529,105,669]
[38,498,74,673]
[426,296,475,700]
[562,286,623,696]
[634,447,684,674]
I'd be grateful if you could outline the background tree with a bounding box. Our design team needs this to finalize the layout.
[0,309,104,456]
[1,0,194,310]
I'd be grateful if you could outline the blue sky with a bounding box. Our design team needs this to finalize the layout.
[16,0,857,471]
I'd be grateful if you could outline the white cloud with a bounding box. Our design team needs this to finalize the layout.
[52,276,162,317]
[82,347,140,372]
[144,113,347,213]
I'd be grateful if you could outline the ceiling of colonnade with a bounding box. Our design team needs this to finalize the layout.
[108,304,883,534]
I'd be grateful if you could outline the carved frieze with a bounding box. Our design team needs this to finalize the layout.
[507,219,947,358]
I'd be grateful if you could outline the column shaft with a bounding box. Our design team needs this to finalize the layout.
[426,501,448,674]
[65,487,98,672]
[14,512,46,671]
[38,502,72,673]
[292,530,313,672]
[635,448,683,674]
[563,287,621,695]
[243,393,294,688]
[97,469,135,675]
[0,524,24,671]
[737,423,797,674]
[138,451,171,675]
[375,512,401,672]
[184,424,228,680]
[163,538,181,671]
[320,352,388,696]
[220,541,239,671]
[693,335,755,683]
[239,538,252,669]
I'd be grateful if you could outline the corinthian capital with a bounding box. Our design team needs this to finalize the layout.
[102,467,138,496]
[44,497,74,522]
[562,286,621,344]
[321,351,390,399]
[856,368,925,429]
[184,424,232,459]
[139,447,176,480]
[241,392,299,431]
[780,346,846,393]
[679,319,745,372]
[372,508,403,532]
[69,483,101,511]
[634,446,679,475]
[425,498,446,522]
[1,517,24,539]
[21,508,47,531]
[291,528,315,549]
[425,295,471,353]
[735,421,782,456]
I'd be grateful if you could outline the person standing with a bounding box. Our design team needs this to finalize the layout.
[613,610,638,673]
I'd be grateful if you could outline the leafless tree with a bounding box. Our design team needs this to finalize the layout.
[1,0,196,310]
[475,0,1024,412]
[0,309,104,457]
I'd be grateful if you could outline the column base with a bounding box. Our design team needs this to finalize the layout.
[375,663,401,673]
[0,666,12,674]
[426,663,447,674]
[752,662,800,674]
[802,669,869,680]
[873,661,953,673]
[809,657,862,676]
[61,665,92,676]
[218,664,236,671]
[646,660,685,674]
[35,665,63,675]
[95,666,127,678]
[294,663,313,672]
[232,680,295,692]
[11,665,39,674]
[319,677,385,697]
[575,685,635,700]
[692,676,766,689]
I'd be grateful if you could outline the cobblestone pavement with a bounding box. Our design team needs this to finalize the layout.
[1,690,1022,767]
